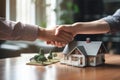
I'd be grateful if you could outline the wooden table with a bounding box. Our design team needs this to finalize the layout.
[0,53,120,80]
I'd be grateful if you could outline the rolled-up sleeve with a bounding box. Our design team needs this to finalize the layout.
[0,17,39,41]
[103,9,120,33]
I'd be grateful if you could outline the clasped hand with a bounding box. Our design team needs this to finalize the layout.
[44,25,76,47]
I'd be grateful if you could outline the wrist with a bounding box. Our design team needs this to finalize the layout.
[72,22,83,35]
[38,27,46,40]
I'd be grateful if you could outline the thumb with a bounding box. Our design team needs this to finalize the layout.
[55,26,64,35]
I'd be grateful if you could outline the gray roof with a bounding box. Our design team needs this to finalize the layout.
[63,41,106,56]
[76,46,87,56]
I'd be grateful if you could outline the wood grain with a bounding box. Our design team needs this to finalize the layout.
[0,53,120,80]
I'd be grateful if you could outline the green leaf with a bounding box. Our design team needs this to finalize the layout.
[34,55,39,61]
[39,48,44,55]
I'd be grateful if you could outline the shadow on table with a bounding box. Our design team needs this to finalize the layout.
[103,63,120,68]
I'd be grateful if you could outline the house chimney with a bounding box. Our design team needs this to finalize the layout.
[86,37,91,43]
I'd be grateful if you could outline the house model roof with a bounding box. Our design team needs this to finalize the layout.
[67,46,87,56]
[63,41,107,56]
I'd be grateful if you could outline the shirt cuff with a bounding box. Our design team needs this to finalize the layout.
[19,23,39,41]
[103,16,120,33]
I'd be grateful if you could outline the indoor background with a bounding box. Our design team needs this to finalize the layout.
[0,0,120,59]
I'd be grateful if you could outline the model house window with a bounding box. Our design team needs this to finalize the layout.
[80,57,83,65]
[75,49,81,55]
[72,49,81,55]
[71,56,79,61]
[88,57,94,63]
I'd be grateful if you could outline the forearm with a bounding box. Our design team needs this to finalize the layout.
[72,19,110,34]
[0,18,39,41]
[37,27,50,41]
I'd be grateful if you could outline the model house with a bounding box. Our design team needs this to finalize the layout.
[60,40,107,67]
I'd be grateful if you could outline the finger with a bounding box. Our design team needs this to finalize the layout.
[54,41,62,47]
[55,28,59,36]
[46,41,51,44]
[57,31,74,43]
[55,26,65,35]
[61,31,74,41]
[53,41,66,47]
[46,38,65,46]
[47,41,55,45]
[47,40,66,47]
[46,41,56,45]
[52,41,56,45]
[61,43,66,47]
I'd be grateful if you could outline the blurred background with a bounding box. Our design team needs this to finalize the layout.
[0,0,120,58]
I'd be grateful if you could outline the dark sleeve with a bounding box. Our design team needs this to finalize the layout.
[0,17,39,41]
[103,9,120,33]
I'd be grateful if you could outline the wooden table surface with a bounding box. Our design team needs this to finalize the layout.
[0,53,120,80]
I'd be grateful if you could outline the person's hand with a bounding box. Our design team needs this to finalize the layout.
[46,25,77,47]
[55,25,78,37]
[38,27,73,47]
[46,31,73,47]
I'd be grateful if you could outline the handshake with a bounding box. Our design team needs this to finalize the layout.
[38,24,77,47]
[0,17,111,45]
[38,19,110,47]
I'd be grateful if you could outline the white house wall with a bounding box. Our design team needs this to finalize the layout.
[88,54,104,66]
[61,54,105,67]
[70,56,86,67]
[80,56,86,67]
[60,55,86,67]
[88,57,96,66]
